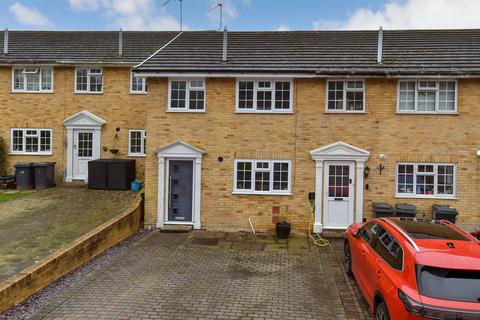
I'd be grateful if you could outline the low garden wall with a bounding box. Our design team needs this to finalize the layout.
[0,197,144,313]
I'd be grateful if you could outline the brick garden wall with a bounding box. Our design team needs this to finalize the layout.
[0,197,143,313]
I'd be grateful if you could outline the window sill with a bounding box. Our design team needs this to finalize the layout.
[395,195,458,200]
[74,91,104,95]
[9,152,53,156]
[232,191,292,196]
[129,91,148,95]
[324,111,366,114]
[166,109,206,113]
[234,110,294,114]
[396,112,459,115]
[10,91,54,94]
[127,154,146,157]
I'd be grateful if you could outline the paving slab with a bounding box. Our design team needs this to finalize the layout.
[29,231,372,320]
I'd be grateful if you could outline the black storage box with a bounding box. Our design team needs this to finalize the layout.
[32,162,56,189]
[88,160,108,189]
[373,202,394,218]
[14,163,34,189]
[432,204,458,223]
[88,159,136,190]
[395,203,416,218]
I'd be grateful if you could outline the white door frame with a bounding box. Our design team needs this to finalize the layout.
[73,129,95,180]
[310,141,370,233]
[165,158,195,224]
[323,161,355,229]
[157,141,205,230]
[64,110,106,182]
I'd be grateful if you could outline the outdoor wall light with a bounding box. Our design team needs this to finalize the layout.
[114,127,120,141]
[364,166,370,178]
[378,154,385,175]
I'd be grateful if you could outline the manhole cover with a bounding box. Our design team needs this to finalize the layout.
[191,237,220,246]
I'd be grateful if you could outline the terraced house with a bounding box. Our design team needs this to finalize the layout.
[1,28,480,233]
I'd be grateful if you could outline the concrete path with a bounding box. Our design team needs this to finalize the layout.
[33,232,372,320]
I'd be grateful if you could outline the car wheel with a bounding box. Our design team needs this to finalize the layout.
[344,241,353,276]
[374,301,390,320]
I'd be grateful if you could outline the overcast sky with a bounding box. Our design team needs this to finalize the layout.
[1,0,480,31]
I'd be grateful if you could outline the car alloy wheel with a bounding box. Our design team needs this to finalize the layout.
[344,241,353,276]
[375,302,390,320]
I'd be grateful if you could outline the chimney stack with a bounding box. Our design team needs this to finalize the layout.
[377,26,383,64]
[3,28,8,55]
[222,27,228,62]
[118,28,123,57]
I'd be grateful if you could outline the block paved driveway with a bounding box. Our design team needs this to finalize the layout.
[33,232,373,320]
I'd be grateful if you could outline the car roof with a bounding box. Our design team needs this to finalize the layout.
[389,218,469,241]
[375,218,477,252]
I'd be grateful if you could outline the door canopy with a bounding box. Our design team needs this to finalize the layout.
[156,141,205,159]
[310,141,370,162]
[64,110,106,128]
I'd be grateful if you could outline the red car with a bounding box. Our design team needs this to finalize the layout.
[344,217,480,320]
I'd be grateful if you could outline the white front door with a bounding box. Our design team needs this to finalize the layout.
[73,130,94,180]
[323,162,355,229]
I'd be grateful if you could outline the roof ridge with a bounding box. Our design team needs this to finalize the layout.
[133,31,183,69]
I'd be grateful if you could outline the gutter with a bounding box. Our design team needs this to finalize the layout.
[0,61,143,67]
[132,69,480,79]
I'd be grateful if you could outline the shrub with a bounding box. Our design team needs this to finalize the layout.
[0,136,7,176]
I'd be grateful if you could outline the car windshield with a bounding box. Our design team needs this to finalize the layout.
[392,219,468,241]
[417,265,480,302]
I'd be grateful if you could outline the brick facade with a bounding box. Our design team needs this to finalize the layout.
[0,67,147,181]
[143,77,480,232]
[1,67,479,232]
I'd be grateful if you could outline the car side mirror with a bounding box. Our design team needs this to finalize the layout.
[353,228,361,238]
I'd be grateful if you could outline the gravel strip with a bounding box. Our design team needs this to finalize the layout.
[0,230,149,320]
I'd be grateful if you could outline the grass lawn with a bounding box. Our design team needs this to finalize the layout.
[0,186,137,282]
[0,190,30,202]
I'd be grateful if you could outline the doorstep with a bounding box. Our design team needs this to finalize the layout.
[160,224,193,233]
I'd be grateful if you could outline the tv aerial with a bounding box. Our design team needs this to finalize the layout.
[208,2,223,30]
[163,0,183,31]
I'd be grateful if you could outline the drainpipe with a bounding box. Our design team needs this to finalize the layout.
[222,27,227,62]
[377,26,383,64]
[3,28,8,55]
[118,28,123,57]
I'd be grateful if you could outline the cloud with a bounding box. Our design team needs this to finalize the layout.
[314,0,480,30]
[276,25,290,31]
[68,0,183,30]
[9,2,52,27]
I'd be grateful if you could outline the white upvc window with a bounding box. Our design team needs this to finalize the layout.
[326,80,365,112]
[236,79,293,113]
[396,163,456,198]
[168,79,205,112]
[397,80,457,113]
[128,130,146,156]
[10,128,52,155]
[12,67,53,92]
[75,67,103,93]
[233,160,292,195]
[130,71,147,94]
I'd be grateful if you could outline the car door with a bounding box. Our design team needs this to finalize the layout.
[370,225,404,314]
[352,222,379,303]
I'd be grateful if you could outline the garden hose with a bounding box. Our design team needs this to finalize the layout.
[308,199,330,247]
